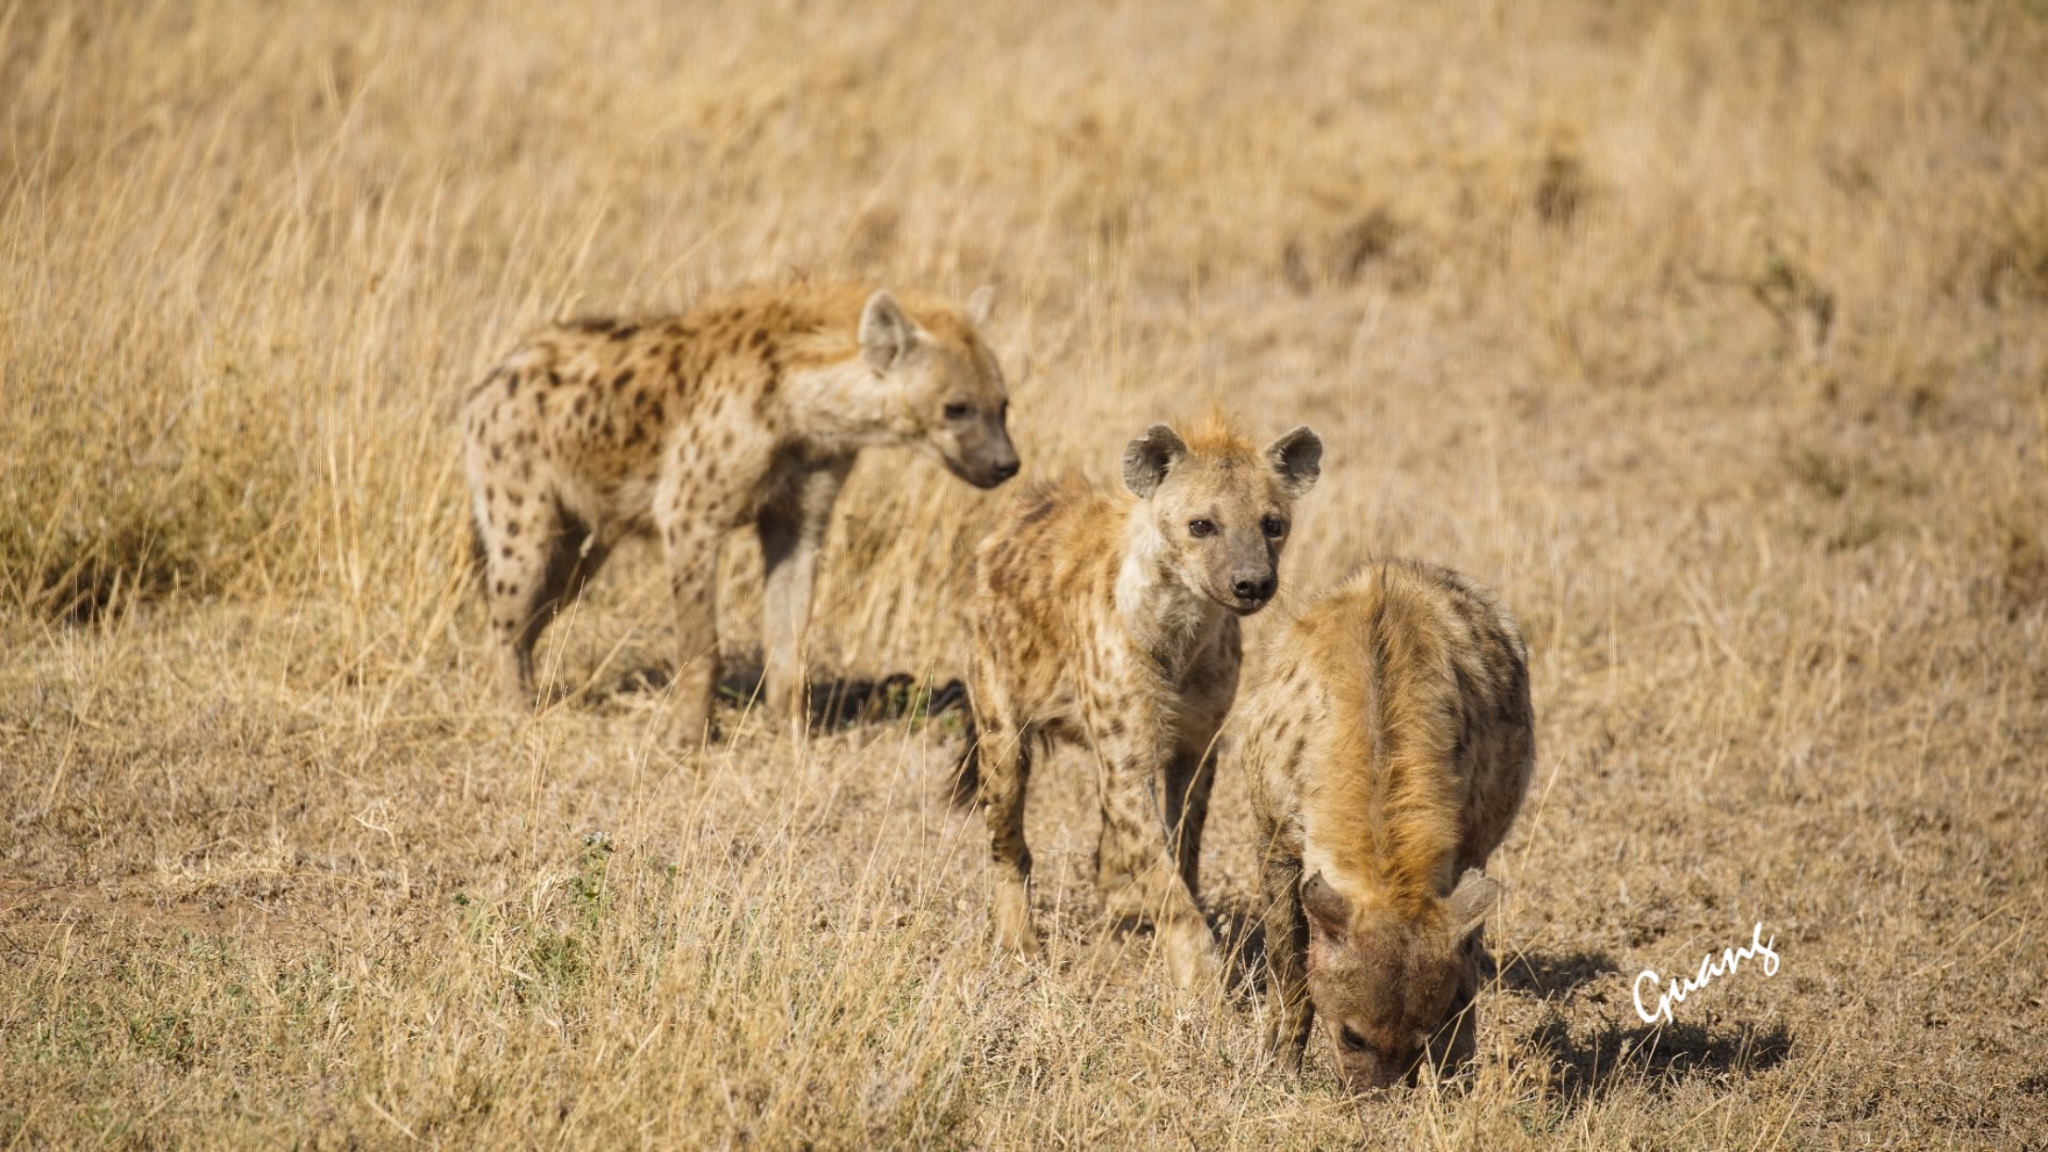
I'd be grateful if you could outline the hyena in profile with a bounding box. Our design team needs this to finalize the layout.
[959,415,1322,987]
[463,282,1019,742]
[1240,559,1534,1091]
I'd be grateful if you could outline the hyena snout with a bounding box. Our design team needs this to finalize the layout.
[1220,552,1278,612]
[947,418,1021,489]
[1230,570,1277,605]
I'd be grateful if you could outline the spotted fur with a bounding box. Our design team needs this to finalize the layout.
[1240,559,1534,1090]
[463,281,1018,742]
[960,414,1322,987]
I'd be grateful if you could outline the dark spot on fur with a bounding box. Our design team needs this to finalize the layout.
[490,443,503,463]
[1020,497,1056,527]
[501,545,514,559]
[573,395,588,416]
[505,373,521,398]
[614,369,634,392]
[649,400,665,424]
[610,325,639,342]
[506,520,521,537]
[749,329,769,349]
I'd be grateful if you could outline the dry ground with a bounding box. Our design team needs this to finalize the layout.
[4,0,2047,1147]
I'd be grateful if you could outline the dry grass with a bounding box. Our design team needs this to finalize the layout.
[4,0,2047,1147]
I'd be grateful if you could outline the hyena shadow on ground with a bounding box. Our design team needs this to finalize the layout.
[1522,1014,1794,1102]
[604,663,970,730]
[1497,948,1622,999]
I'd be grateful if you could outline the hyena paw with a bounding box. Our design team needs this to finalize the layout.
[992,888,1039,957]
[1165,923,1223,990]
[1263,1021,1306,1072]
[665,704,718,748]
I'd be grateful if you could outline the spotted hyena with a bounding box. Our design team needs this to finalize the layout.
[1240,559,1534,1091]
[957,414,1322,988]
[462,282,1019,742]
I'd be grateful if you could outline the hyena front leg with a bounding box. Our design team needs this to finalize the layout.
[757,458,851,735]
[1167,653,1236,899]
[1089,703,1219,989]
[1164,734,1221,899]
[1257,839,1314,1070]
[971,661,1039,955]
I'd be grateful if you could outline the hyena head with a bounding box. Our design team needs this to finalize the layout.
[1301,870,1500,1092]
[1121,416,1322,615]
[858,287,1020,489]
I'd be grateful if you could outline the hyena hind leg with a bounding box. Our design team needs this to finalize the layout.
[478,499,608,707]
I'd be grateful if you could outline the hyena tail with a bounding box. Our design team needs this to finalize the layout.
[948,716,982,809]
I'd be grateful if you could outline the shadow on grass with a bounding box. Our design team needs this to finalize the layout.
[1498,948,1622,998]
[1523,1014,1794,1102]
[604,663,969,730]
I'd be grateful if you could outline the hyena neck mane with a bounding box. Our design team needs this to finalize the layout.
[776,356,902,456]
[1114,502,1231,671]
[1303,610,1465,921]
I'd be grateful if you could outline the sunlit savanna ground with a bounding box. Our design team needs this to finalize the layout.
[3,1,2046,1146]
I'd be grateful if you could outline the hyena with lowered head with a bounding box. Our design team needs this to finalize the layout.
[463,282,1019,743]
[1240,559,1534,1091]
[959,414,1322,988]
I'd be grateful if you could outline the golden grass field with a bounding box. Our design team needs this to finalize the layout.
[4,0,2047,1146]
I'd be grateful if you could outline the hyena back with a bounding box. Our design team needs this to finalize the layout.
[963,414,1322,988]
[1241,558,1534,1091]
[463,282,1018,742]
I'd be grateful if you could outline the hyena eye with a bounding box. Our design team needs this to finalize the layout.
[1261,516,1287,538]
[943,402,972,420]
[1339,1026,1372,1054]
[1188,519,1217,538]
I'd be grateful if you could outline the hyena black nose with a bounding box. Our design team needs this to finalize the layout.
[993,459,1020,481]
[1233,576,1276,602]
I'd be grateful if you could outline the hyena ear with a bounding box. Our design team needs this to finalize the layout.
[1446,869,1502,942]
[1266,426,1323,498]
[1302,872,1351,940]
[860,290,918,372]
[965,284,996,330]
[1122,424,1187,498]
